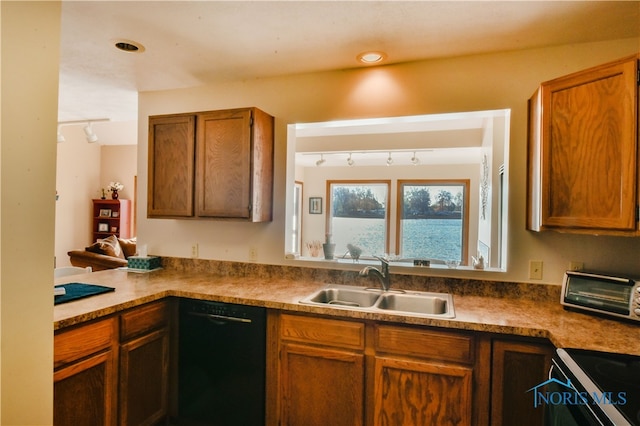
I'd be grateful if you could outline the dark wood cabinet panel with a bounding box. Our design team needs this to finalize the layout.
[196,109,252,218]
[373,356,473,426]
[119,301,170,426]
[54,317,118,426]
[490,339,554,426]
[280,342,365,426]
[119,329,169,426]
[148,115,196,217]
[54,351,118,426]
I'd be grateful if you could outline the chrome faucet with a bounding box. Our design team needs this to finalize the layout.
[359,256,391,292]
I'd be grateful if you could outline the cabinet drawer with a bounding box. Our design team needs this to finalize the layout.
[120,301,169,341]
[375,325,474,364]
[54,317,117,369]
[280,314,365,350]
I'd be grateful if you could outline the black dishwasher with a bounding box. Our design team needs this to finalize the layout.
[177,299,266,426]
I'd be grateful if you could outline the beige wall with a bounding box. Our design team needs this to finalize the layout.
[100,145,137,237]
[55,126,101,265]
[1,2,60,424]
[138,38,640,285]
[55,129,137,266]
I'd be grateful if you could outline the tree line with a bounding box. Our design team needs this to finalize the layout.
[331,186,462,219]
[403,187,462,218]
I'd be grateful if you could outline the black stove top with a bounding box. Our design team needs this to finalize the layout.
[563,348,640,426]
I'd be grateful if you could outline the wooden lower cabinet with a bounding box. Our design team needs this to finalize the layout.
[490,338,554,426]
[277,313,366,426]
[119,301,170,425]
[54,300,172,426]
[54,317,118,426]
[281,343,365,426]
[373,324,481,426]
[373,356,472,426]
[273,313,489,426]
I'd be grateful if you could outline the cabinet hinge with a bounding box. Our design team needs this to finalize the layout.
[250,116,254,126]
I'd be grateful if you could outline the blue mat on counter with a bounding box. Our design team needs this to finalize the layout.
[54,283,115,305]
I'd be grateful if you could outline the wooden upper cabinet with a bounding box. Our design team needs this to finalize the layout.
[528,54,640,234]
[148,115,196,217]
[148,107,274,221]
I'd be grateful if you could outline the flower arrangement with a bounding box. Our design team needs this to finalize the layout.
[108,181,124,192]
[305,240,323,257]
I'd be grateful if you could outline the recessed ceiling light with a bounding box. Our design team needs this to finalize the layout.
[357,51,386,64]
[114,39,145,53]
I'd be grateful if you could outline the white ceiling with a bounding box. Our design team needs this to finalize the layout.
[57,1,640,144]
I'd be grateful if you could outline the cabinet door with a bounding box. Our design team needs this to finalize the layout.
[196,109,252,218]
[119,328,169,426]
[148,115,195,217]
[491,340,554,426]
[54,350,118,426]
[280,342,365,426]
[373,356,473,426]
[530,55,639,233]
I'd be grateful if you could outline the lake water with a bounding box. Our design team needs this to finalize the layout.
[331,217,462,261]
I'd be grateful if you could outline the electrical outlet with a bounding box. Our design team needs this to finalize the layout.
[529,260,543,280]
[569,261,584,271]
[249,247,258,261]
[191,243,199,258]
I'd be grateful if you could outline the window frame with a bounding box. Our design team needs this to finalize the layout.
[396,179,470,265]
[326,180,391,256]
[291,181,304,255]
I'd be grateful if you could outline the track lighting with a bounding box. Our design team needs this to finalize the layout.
[411,152,420,165]
[347,153,355,166]
[83,123,98,143]
[300,149,433,167]
[57,118,109,144]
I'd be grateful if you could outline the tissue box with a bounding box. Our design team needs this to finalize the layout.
[127,256,161,270]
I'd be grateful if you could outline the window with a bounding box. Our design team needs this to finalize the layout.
[327,181,390,257]
[397,180,469,263]
[287,109,510,270]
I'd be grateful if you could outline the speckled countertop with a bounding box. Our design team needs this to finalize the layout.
[53,260,640,356]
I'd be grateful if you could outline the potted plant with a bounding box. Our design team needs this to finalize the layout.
[323,234,336,260]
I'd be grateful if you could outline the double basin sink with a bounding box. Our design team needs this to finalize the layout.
[299,284,455,319]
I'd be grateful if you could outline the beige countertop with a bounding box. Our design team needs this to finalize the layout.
[54,267,640,356]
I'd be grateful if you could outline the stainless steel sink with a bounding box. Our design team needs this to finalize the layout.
[299,285,455,318]
[376,292,454,318]
[300,285,381,308]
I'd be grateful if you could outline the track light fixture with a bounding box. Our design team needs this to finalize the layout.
[83,123,98,143]
[411,152,420,165]
[300,149,433,166]
[57,118,109,144]
[347,153,355,166]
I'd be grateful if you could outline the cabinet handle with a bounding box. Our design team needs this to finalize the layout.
[187,311,252,324]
